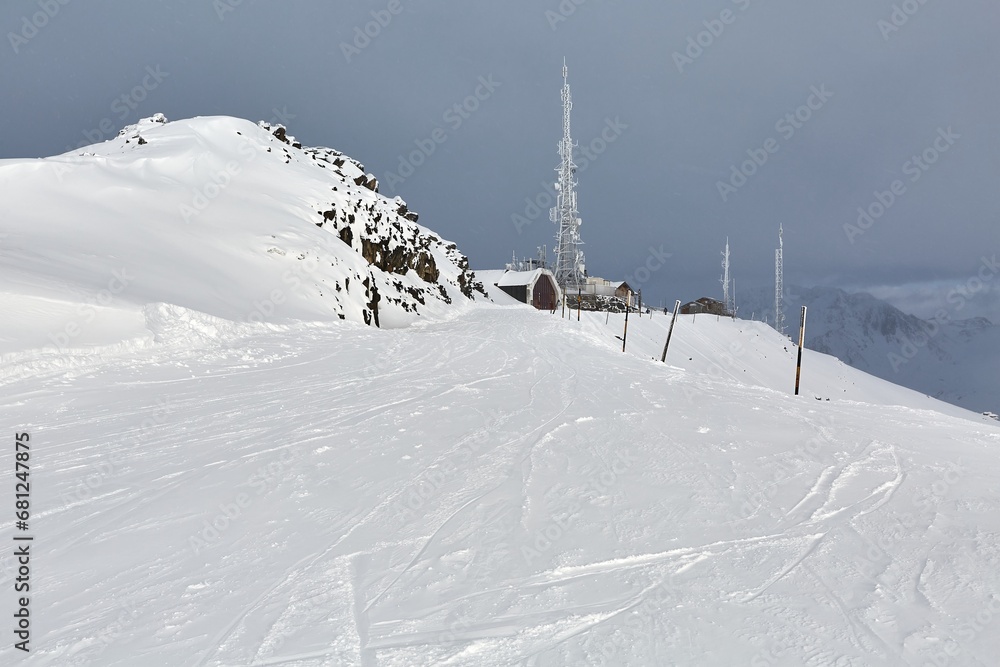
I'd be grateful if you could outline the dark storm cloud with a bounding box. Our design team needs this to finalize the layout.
[2,0,997,319]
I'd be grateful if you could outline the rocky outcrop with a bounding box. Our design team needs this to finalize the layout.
[257,120,484,322]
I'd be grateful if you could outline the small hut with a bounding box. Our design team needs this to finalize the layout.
[495,269,561,310]
[680,297,729,316]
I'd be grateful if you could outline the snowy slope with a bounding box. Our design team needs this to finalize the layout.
[474,269,529,306]
[2,120,998,664]
[0,114,483,352]
[1,299,998,666]
[584,308,987,422]
[739,285,1000,415]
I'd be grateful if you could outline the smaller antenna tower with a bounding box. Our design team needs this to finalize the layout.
[721,238,733,315]
[774,224,785,335]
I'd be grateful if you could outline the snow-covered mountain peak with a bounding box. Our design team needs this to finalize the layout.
[0,114,484,350]
[113,112,168,143]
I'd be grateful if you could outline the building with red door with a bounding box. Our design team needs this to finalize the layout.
[495,269,561,311]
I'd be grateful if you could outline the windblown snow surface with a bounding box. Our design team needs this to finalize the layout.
[2,120,1000,666]
[1,303,998,666]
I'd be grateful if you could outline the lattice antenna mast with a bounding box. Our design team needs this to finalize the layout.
[550,59,585,291]
[774,224,785,335]
[721,237,732,314]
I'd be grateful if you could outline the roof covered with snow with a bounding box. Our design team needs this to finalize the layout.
[495,268,550,287]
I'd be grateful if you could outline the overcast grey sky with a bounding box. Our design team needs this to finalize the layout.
[2,0,998,320]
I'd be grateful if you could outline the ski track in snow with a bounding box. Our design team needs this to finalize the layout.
[1,306,999,666]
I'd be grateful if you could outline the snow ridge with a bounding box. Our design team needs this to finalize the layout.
[0,114,483,341]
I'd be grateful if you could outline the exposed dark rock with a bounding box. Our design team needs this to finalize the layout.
[339,226,353,247]
[362,274,381,328]
[250,118,486,325]
[359,237,440,285]
[352,174,378,192]
[411,251,439,283]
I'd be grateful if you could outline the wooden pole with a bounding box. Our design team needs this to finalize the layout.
[605,310,610,325]
[794,306,807,395]
[638,290,642,318]
[622,291,631,353]
[577,288,581,321]
[561,293,565,319]
[660,300,681,363]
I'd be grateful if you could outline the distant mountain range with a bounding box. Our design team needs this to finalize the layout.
[737,285,1000,415]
